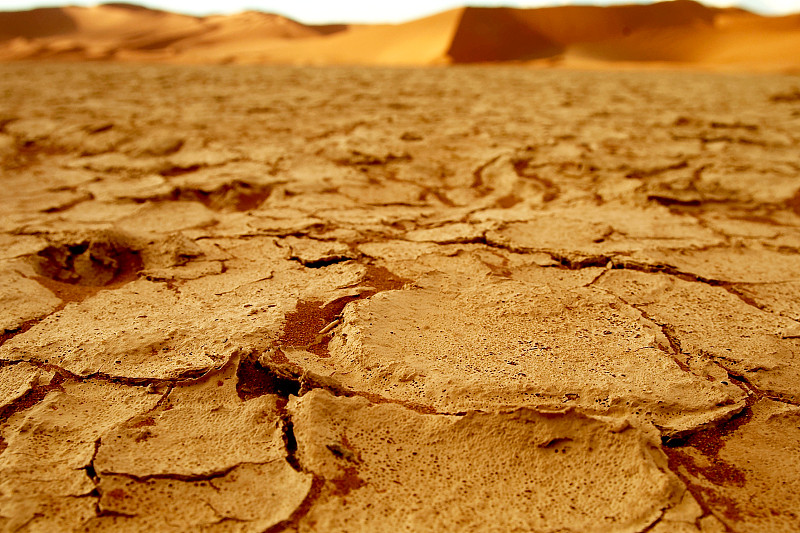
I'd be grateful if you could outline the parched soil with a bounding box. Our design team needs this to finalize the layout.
[1,63,800,532]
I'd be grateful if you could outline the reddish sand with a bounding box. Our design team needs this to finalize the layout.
[1,1,799,68]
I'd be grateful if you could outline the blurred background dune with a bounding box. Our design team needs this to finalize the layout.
[0,1,799,68]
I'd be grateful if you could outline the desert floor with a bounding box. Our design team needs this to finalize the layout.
[1,63,800,532]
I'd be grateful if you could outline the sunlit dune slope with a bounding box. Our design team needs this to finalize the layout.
[227,9,464,65]
[442,1,715,63]
[514,0,717,44]
[563,8,800,66]
[0,3,330,60]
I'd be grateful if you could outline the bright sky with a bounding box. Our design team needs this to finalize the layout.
[1,0,798,23]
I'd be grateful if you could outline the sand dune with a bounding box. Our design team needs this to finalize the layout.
[233,9,465,66]
[566,22,800,67]
[0,3,331,61]
[517,0,716,45]
[0,7,78,40]
[447,8,562,62]
[1,1,799,68]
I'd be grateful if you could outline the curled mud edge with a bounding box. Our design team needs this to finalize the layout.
[278,264,407,358]
[663,406,753,527]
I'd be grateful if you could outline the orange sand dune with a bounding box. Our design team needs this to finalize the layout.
[0,1,799,68]
[514,0,717,44]
[0,3,330,60]
[211,9,464,65]
[157,11,331,62]
[562,7,800,67]
[0,4,205,55]
[0,7,78,40]
[446,8,562,62]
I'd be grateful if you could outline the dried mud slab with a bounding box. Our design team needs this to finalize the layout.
[0,362,54,409]
[85,360,312,532]
[95,395,283,477]
[483,203,722,258]
[598,269,800,403]
[0,381,159,531]
[283,236,358,267]
[624,247,800,284]
[286,271,744,435]
[288,389,688,533]
[0,280,272,380]
[734,281,800,324]
[89,463,309,532]
[0,267,61,333]
[113,201,218,234]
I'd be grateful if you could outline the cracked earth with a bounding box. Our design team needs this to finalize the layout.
[1,63,800,532]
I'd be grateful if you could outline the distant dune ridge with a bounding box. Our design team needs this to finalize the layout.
[0,0,799,67]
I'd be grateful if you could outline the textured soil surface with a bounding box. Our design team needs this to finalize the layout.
[1,63,800,532]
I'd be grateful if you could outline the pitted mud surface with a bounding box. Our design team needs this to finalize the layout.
[1,63,800,532]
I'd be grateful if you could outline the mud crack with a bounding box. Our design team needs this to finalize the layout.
[261,386,325,533]
[155,181,275,212]
[236,351,301,402]
[0,368,65,426]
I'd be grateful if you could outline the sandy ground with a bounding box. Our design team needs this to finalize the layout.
[1,62,800,532]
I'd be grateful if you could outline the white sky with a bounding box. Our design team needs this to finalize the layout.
[1,0,798,23]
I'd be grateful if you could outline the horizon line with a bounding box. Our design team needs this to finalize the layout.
[0,0,796,26]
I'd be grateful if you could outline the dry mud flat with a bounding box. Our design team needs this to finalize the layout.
[1,63,800,532]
